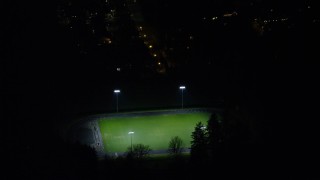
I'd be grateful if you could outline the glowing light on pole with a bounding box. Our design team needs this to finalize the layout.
[114,89,120,112]
[179,86,186,109]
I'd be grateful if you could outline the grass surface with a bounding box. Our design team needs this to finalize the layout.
[98,112,211,153]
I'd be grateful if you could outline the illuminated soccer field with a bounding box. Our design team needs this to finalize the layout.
[98,112,211,153]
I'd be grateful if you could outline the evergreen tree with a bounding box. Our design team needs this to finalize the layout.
[207,113,224,160]
[190,122,208,163]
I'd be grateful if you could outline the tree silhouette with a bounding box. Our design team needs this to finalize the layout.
[190,122,208,163]
[207,113,224,160]
[168,136,183,157]
[126,144,151,160]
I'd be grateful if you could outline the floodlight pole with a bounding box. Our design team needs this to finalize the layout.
[182,89,184,109]
[114,89,120,113]
[128,131,134,152]
[116,93,118,112]
[179,86,186,109]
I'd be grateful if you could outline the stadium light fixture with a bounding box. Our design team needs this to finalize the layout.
[114,89,120,112]
[128,131,134,152]
[179,86,186,109]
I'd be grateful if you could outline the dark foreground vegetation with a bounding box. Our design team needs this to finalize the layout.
[7,112,318,180]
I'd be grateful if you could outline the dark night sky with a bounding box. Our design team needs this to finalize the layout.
[3,1,320,176]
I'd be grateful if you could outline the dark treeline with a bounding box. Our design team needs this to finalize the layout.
[9,135,97,179]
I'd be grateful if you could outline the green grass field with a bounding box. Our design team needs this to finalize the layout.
[98,112,211,153]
